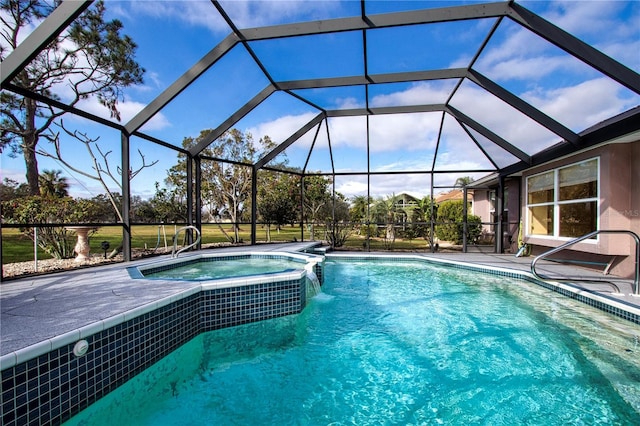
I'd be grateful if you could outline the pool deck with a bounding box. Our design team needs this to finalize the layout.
[2,242,639,362]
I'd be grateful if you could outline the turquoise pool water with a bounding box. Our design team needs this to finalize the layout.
[66,259,640,425]
[142,257,304,280]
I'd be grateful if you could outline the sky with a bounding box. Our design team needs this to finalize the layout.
[1,0,639,201]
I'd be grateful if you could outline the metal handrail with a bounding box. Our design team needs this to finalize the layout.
[171,226,202,258]
[531,230,640,295]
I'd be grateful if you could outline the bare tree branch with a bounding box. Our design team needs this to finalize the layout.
[37,120,157,223]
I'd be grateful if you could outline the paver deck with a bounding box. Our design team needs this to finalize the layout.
[1,243,638,360]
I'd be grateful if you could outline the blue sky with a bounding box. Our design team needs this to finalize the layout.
[2,0,639,200]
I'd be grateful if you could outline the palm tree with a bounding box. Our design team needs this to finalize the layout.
[39,170,69,198]
[372,194,400,248]
[412,196,438,248]
[454,176,474,188]
[349,195,372,224]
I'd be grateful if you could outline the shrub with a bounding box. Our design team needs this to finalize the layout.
[327,223,353,247]
[1,196,99,259]
[435,200,482,244]
[359,224,378,238]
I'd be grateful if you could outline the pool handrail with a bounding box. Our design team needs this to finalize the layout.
[530,229,640,295]
[171,226,202,258]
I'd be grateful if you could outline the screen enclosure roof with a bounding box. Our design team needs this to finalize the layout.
[2,0,639,191]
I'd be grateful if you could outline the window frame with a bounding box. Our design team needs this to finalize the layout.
[525,157,600,241]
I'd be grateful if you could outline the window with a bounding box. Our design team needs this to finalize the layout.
[526,158,598,239]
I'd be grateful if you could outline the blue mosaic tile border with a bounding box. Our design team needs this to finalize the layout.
[0,277,306,426]
[200,280,303,331]
[328,254,640,325]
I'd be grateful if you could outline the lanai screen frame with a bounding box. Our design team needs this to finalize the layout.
[2,0,639,261]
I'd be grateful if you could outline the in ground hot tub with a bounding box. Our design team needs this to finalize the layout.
[127,251,324,285]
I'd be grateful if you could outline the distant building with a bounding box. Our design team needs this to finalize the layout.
[435,190,464,203]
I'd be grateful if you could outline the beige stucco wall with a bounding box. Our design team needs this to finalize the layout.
[472,190,492,232]
[521,141,639,278]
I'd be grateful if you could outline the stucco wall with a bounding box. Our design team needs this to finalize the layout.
[472,190,492,232]
[471,179,521,252]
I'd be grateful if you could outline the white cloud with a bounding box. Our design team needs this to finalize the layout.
[335,179,369,197]
[0,167,26,184]
[364,174,430,199]
[370,82,452,108]
[598,39,640,72]
[244,112,318,144]
[540,0,628,37]
[127,1,227,33]
[125,0,341,33]
[326,116,368,149]
[133,71,164,94]
[217,0,342,29]
[479,0,639,81]
[522,77,636,131]
[334,97,364,110]
[451,83,558,150]
[484,55,572,81]
[368,114,441,152]
[73,97,170,131]
[432,152,489,174]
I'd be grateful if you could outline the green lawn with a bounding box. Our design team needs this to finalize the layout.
[2,224,438,264]
[2,224,308,264]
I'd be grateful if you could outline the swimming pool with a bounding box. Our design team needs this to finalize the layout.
[64,258,640,425]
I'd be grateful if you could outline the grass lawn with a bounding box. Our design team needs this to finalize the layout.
[2,224,441,265]
[2,224,307,264]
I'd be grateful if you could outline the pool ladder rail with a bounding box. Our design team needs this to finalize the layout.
[171,226,202,258]
[530,230,640,296]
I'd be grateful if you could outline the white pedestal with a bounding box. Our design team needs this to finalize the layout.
[66,226,98,262]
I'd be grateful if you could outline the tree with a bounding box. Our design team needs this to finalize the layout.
[372,194,401,249]
[38,169,68,198]
[323,192,352,247]
[302,175,333,240]
[89,192,123,223]
[410,196,438,247]
[454,176,475,188]
[166,129,280,243]
[349,195,371,224]
[0,177,29,202]
[147,182,187,224]
[0,0,144,195]
[39,121,157,222]
[257,171,299,242]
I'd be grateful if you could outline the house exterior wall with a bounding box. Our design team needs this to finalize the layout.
[471,179,521,252]
[473,190,492,232]
[632,142,640,238]
[505,178,521,253]
[521,141,639,278]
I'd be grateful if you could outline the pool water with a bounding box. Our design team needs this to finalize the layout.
[142,257,304,280]
[65,259,640,425]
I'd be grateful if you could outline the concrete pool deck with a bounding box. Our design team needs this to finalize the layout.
[1,242,639,360]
